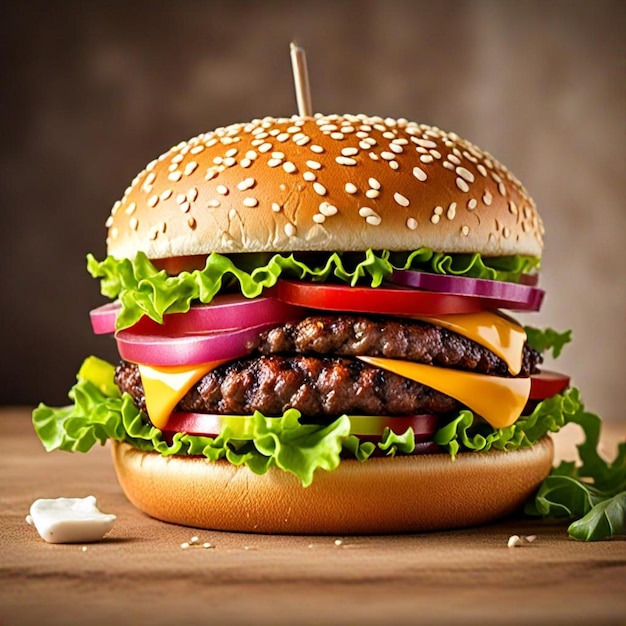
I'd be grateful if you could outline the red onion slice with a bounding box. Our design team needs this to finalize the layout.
[90,292,305,336]
[115,322,277,366]
[388,270,545,312]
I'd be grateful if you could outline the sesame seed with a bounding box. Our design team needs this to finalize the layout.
[180,201,190,213]
[205,169,217,181]
[381,151,395,160]
[295,135,311,146]
[406,217,418,230]
[303,171,317,182]
[483,190,492,205]
[283,161,297,173]
[359,141,370,150]
[503,227,510,238]
[366,215,382,226]
[246,150,257,160]
[461,225,470,236]
[319,202,338,216]
[420,154,434,163]
[368,177,381,190]
[225,148,238,158]
[188,217,196,229]
[105,216,113,227]
[389,143,403,154]
[190,145,204,155]
[313,182,327,196]
[267,159,281,168]
[498,182,507,196]
[184,162,198,176]
[447,202,457,220]
[412,166,427,181]
[394,192,410,207]
[125,202,136,215]
[443,161,454,171]
[310,145,324,154]
[258,142,272,153]
[330,132,344,140]
[456,177,470,192]
[207,199,220,208]
[237,177,256,191]
[365,189,380,199]
[414,139,437,149]
[284,223,296,237]
[477,164,488,177]
[271,202,281,212]
[313,214,326,224]
[336,156,357,166]
[456,166,475,183]
[187,187,198,202]
[430,214,440,225]
[508,200,518,214]
[369,152,379,160]
[212,157,223,166]
[172,154,184,164]
[382,131,395,140]
[467,198,478,210]
[243,197,258,207]
[344,183,358,194]
[320,124,337,132]
[160,189,173,201]
[111,200,121,215]
[389,160,399,170]
[148,195,159,207]
[306,160,322,170]
[434,206,444,215]
[130,217,138,230]
[341,147,359,156]
[271,151,285,159]
[359,206,379,218]
[223,157,236,168]
[168,171,182,182]
[240,159,251,168]
[447,154,461,165]
[176,193,186,204]
[430,149,442,159]
[216,185,229,195]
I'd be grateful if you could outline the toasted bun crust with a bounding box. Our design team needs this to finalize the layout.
[112,437,553,534]
[106,114,543,261]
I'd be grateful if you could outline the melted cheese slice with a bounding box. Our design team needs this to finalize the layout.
[414,311,526,376]
[138,360,229,429]
[358,356,530,429]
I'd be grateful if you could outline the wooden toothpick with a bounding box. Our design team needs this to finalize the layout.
[290,42,313,117]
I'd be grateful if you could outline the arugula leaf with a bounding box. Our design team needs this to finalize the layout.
[525,397,626,540]
[524,326,572,359]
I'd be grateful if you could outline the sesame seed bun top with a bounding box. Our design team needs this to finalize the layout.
[105,113,544,260]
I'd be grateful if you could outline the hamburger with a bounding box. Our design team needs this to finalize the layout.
[34,113,585,535]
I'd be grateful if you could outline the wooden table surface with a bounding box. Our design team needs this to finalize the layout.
[1,407,624,626]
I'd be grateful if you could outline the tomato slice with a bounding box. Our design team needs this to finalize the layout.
[161,412,438,440]
[276,280,485,316]
[529,371,570,400]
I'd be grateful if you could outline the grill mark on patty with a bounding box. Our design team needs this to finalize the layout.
[115,356,461,419]
[254,315,541,377]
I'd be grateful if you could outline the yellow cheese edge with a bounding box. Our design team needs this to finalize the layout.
[415,311,526,375]
[358,356,530,429]
[138,360,229,429]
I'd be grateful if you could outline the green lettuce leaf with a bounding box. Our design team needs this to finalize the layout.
[525,400,626,540]
[88,250,539,330]
[524,326,573,359]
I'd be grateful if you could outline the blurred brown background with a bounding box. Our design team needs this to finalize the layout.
[1,0,624,422]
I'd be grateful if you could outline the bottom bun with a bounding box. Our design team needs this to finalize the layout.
[112,438,553,534]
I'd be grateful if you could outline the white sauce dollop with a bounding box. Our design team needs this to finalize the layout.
[26,496,116,544]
